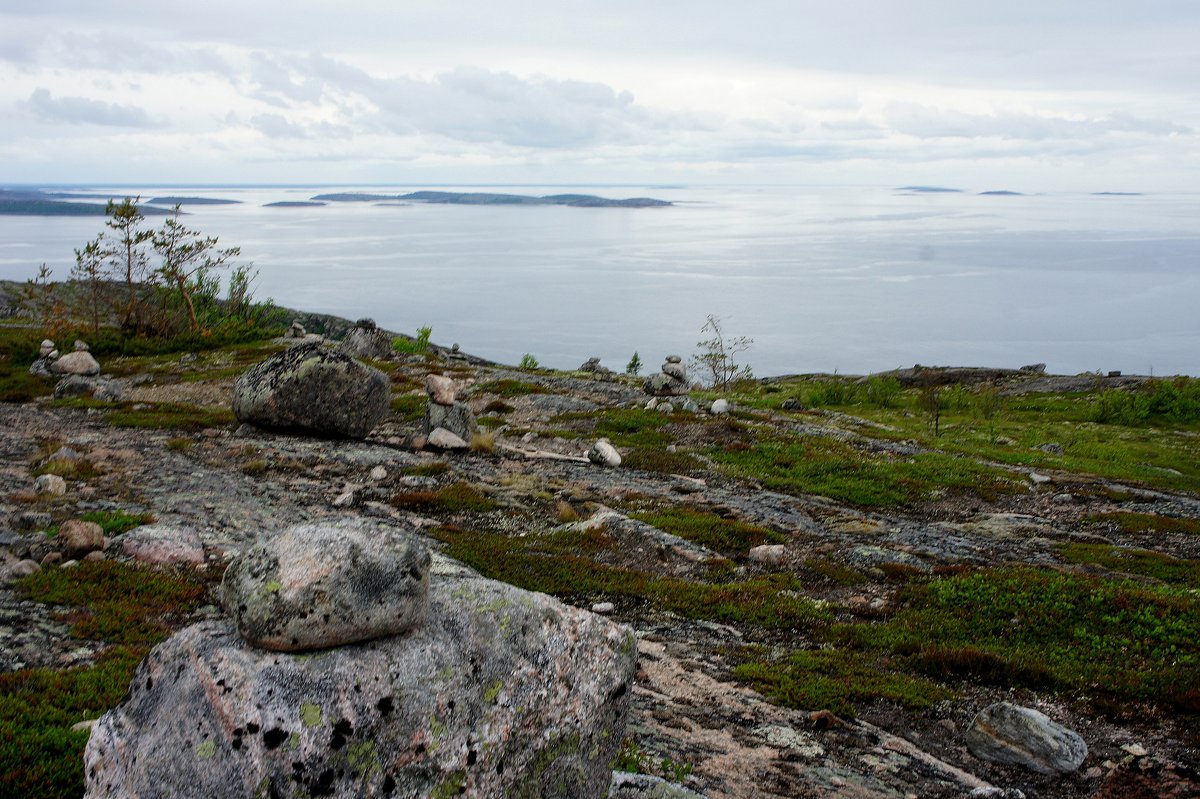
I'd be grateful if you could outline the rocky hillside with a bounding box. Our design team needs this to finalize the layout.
[1,321,1197,798]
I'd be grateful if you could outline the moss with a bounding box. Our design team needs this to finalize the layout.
[431,770,467,799]
[33,458,100,481]
[101,401,236,431]
[804,557,867,586]
[401,462,450,478]
[1083,511,1200,536]
[300,703,323,728]
[630,507,785,557]
[165,437,193,451]
[484,679,504,704]
[15,560,206,646]
[391,482,498,514]
[1059,543,1200,588]
[476,379,546,397]
[390,393,426,421]
[241,459,269,477]
[194,739,217,760]
[78,510,154,536]
[622,449,705,475]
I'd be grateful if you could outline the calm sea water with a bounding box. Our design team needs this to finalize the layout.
[2,184,1198,376]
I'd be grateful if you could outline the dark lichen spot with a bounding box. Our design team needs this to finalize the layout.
[496,759,504,775]
[145,676,153,690]
[309,768,336,797]
[467,749,477,766]
[382,774,396,795]
[263,728,289,749]
[376,696,394,716]
[247,722,261,734]
[610,682,627,701]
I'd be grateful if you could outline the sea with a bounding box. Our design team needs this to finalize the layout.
[1,184,1198,377]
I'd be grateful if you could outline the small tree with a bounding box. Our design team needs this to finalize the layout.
[918,384,943,437]
[70,236,108,335]
[519,353,539,369]
[153,207,241,334]
[690,314,753,391]
[974,382,1004,443]
[104,197,155,333]
[625,351,643,376]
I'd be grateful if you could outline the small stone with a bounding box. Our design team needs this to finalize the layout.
[1082,767,1104,780]
[58,520,105,559]
[645,399,658,410]
[12,511,53,531]
[710,398,730,415]
[74,339,90,352]
[7,560,41,579]
[424,374,457,405]
[39,339,55,357]
[222,518,431,651]
[71,719,96,732]
[781,397,803,411]
[1120,743,1148,757]
[1029,472,1053,485]
[369,465,387,481]
[427,427,469,450]
[332,490,357,508]
[1036,443,1064,456]
[34,474,67,496]
[84,551,106,562]
[1051,492,1075,504]
[520,431,537,443]
[62,559,79,568]
[41,551,63,567]
[587,438,622,468]
[661,361,687,381]
[591,602,615,614]
[657,401,675,414]
[665,355,682,364]
[748,544,787,566]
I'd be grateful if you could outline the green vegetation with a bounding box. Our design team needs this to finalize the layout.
[78,510,154,536]
[3,562,209,798]
[625,351,642,376]
[392,325,432,355]
[630,507,785,557]
[518,353,539,370]
[1059,543,1200,588]
[390,482,498,514]
[710,432,1018,507]
[390,393,426,421]
[103,401,236,431]
[401,462,451,478]
[691,314,752,391]
[476,379,546,397]
[1084,511,1200,536]
[432,526,830,630]
[1091,379,1200,425]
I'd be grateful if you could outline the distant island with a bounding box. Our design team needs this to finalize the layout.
[0,189,173,216]
[1092,192,1144,196]
[896,186,962,193]
[263,201,327,208]
[979,190,1023,196]
[310,191,672,208]
[146,196,242,206]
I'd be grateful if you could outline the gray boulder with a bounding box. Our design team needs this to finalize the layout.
[427,427,469,451]
[49,350,101,376]
[53,375,123,402]
[709,398,729,415]
[423,400,478,442]
[84,556,636,799]
[338,317,392,360]
[609,772,709,799]
[232,342,390,439]
[587,438,622,468]
[644,356,689,397]
[965,702,1087,775]
[222,519,431,652]
[58,520,105,559]
[39,339,55,357]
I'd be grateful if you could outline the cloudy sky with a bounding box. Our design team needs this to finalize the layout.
[2,1,1197,189]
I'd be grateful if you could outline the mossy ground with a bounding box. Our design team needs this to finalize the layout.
[2,562,209,799]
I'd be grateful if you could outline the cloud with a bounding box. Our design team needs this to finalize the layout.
[885,103,1192,141]
[22,88,157,127]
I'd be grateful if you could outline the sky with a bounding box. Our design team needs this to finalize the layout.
[1,1,1198,190]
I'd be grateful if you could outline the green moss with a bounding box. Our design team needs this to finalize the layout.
[804,557,867,586]
[15,560,206,646]
[0,646,145,799]
[78,510,154,536]
[33,458,100,481]
[622,449,705,475]
[733,648,953,718]
[630,507,785,557]
[390,393,426,421]
[401,462,450,477]
[477,415,507,429]
[1059,543,1200,588]
[300,703,322,727]
[99,401,235,431]
[1084,511,1200,536]
[194,739,216,760]
[165,437,193,451]
[836,567,1200,711]
[484,679,504,704]
[710,433,1019,507]
[431,527,830,630]
[431,770,467,799]
[476,379,546,397]
[391,482,498,514]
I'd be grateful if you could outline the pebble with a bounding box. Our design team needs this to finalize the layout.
[34,474,67,496]
[591,602,615,614]
[369,465,387,481]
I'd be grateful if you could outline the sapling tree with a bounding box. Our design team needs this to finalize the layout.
[70,237,108,336]
[153,207,241,333]
[625,351,643,375]
[690,314,753,391]
[104,197,155,333]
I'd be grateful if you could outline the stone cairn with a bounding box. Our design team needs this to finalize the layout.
[643,354,689,397]
[421,373,478,450]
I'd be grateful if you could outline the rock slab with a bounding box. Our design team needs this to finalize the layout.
[232,341,390,439]
[120,525,205,567]
[85,557,636,799]
[964,702,1087,775]
[222,519,431,651]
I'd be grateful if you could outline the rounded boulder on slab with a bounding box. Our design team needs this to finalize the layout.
[49,350,101,376]
[965,701,1087,775]
[232,341,390,439]
[222,518,431,651]
[587,438,622,468]
[85,555,637,799]
[59,519,105,559]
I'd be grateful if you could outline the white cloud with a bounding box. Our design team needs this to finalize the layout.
[22,88,157,127]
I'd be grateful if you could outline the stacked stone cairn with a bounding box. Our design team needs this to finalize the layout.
[337,317,392,360]
[29,339,123,401]
[422,373,478,450]
[643,355,689,397]
[82,518,637,798]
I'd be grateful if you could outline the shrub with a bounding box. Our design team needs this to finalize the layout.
[519,353,539,369]
[392,326,432,355]
[864,376,901,408]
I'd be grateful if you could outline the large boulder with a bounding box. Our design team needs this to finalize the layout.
[232,341,389,438]
[423,400,478,442]
[84,555,636,799]
[222,519,431,651]
[965,702,1087,775]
